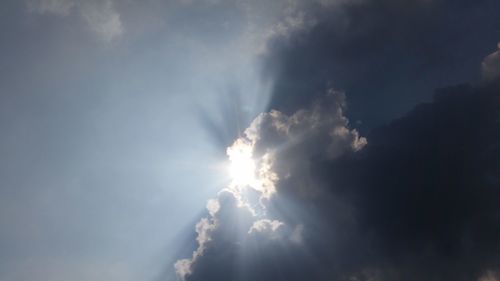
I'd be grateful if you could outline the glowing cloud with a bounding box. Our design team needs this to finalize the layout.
[175,90,367,281]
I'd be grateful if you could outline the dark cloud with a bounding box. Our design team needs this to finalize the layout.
[263,0,500,131]
[176,74,500,281]
[314,80,500,280]
[165,0,500,280]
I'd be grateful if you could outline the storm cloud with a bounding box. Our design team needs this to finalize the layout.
[176,55,500,281]
[174,0,500,278]
[263,0,500,131]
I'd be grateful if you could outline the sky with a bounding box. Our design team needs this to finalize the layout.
[0,0,499,281]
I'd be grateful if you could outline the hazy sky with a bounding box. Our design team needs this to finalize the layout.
[1,1,499,281]
[0,1,283,280]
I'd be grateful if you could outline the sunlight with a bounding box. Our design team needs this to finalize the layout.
[227,139,258,188]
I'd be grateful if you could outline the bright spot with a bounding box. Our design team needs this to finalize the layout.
[227,139,257,187]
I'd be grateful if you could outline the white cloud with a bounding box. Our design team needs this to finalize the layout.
[27,0,123,42]
[174,217,217,280]
[27,0,75,16]
[206,198,220,216]
[173,259,193,280]
[248,219,284,234]
[80,0,123,42]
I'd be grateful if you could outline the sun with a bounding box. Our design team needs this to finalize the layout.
[229,152,256,187]
[227,139,258,187]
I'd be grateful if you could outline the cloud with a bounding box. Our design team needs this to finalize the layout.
[314,81,500,280]
[80,0,123,42]
[260,5,316,52]
[482,43,500,81]
[175,78,500,280]
[479,271,500,281]
[27,0,75,16]
[248,219,284,236]
[174,89,366,280]
[27,0,123,41]
[174,189,255,280]
[263,0,500,130]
